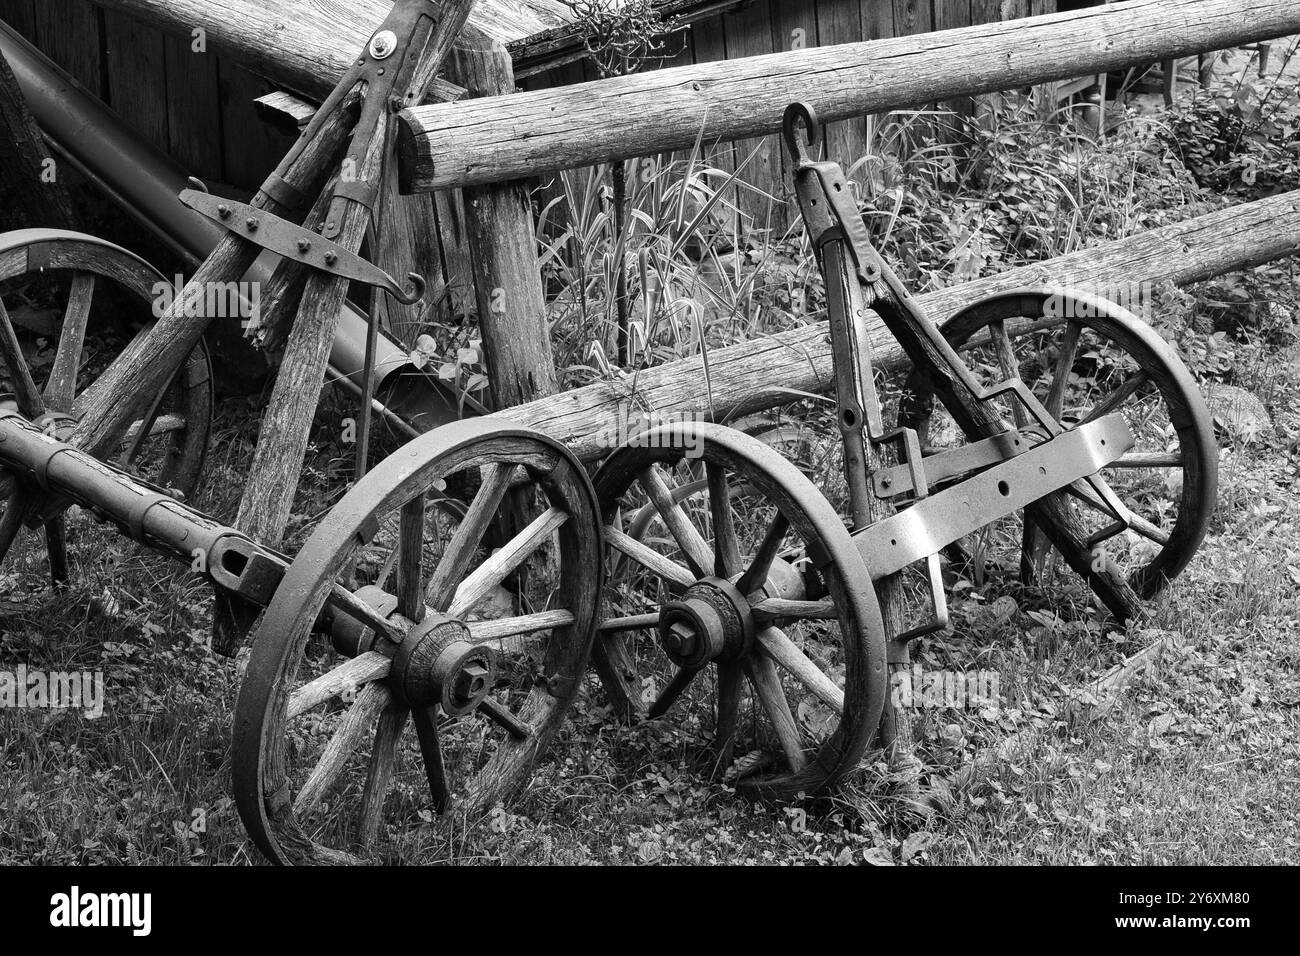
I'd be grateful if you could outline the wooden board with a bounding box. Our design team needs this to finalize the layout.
[723,0,780,237]
[103,10,168,148]
[34,0,103,98]
[217,60,296,192]
[0,0,36,39]
[816,0,868,193]
[164,32,224,182]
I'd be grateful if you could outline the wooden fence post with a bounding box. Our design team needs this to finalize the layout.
[449,33,558,411]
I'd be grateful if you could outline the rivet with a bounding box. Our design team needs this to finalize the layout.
[246,218,259,232]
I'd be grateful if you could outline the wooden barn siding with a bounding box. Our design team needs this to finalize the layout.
[0,1,1055,329]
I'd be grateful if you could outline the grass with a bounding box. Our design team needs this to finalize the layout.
[3,68,1300,865]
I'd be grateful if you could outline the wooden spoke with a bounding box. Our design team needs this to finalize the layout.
[327,586,406,645]
[44,517,69,585]
[43,274,96,413]
[412,705,450,813]
[990,319,1027,428]
[358,701,409,847]
[0,298,44,418]
[713,661,742,772]
[743,655,806,772]
[288,651,391,720]
[118,370,174,469]
[1067,483,1171,546]
[467,608,574,642]
[598,611,660,633]
[425,463,513,610]
[638,465,714,577]
[294,681,390,815]
[123,413,187,441]
[1079,370,1150,426]
[0,489,36,567]
[1045,320,1083,420]
[735,512,790,597]
[1025,321,1083,580]
[396,493,427,622]
[477,698,531,741]
[1111,451,1183,468]
[648,665,702,719]
[604,524,696,589]
[750,597,836,622]
[755,626,844,714]
[706,461,741,577]
[449,506,568,618]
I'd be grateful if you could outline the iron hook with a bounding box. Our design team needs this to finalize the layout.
[782,101,820,164]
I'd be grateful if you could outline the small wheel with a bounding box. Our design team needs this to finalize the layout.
[901,288,1217,598]
[0,231,213,576]
[233,420,603,865]
[593,422,887,800]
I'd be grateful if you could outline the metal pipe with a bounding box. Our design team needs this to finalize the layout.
[0,20,465,429]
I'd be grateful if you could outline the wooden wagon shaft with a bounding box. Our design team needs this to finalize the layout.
[487,189,1300,465]
[398,0,1300,192]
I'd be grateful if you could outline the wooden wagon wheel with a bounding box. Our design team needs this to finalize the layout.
[0,230,213,579]
[901,288,1217,599]
[592,422,887,800]
[232,419,602,865]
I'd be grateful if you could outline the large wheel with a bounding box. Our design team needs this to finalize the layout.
[593,422,887,800]
[0,230,212,578]
[901,288,1216,598]
[233,420,603,865]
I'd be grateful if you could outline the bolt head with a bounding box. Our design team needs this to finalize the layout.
[324,252,338,265]
[296,238,311,253]
[664,621,697,657]
[217,205,231,219]
[453,661,490,702]
[246,218,259,231]
[368,29,397,60]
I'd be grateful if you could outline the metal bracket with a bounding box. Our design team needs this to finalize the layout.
[853,413,1135,583]
[179,188,425,305]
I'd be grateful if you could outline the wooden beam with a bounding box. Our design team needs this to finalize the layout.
[450,33,558,411]
[82,0,494,101]
[399,0,1300,192]
[483,190,1300,464]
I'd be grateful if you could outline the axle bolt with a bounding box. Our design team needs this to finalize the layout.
[453,662,490,705]
[663,622,698,659]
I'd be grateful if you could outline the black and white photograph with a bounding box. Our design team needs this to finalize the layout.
[0,0,1291,929]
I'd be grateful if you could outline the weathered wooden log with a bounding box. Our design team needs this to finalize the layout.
[399,0,1300,192]
[82,0,579,102]
[486,189,1300,464]
[451,34,558,411]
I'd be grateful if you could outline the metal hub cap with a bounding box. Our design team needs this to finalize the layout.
[657,577,754,667]
[390,613,498,715]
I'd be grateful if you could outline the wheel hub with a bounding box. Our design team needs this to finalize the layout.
[390,613,498,715]
[657,577,753,667]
